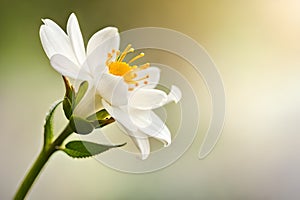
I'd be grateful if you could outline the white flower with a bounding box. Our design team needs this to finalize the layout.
[102,85,181,159]
[98,45,182,159]
[40,13,182,159]
[40,13,119,117]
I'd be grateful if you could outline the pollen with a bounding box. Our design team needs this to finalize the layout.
[105,44,150,91]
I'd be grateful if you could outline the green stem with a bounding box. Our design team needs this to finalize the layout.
[14,124,73,200]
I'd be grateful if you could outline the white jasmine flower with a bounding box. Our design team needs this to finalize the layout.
[40,13,119,117]
[40,13,182,159]
[99,45,182,159]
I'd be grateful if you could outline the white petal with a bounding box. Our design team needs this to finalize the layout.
[166,85,182,104]
[86,30,120,75]
[102,99,137,132]
[128,108,152,128]
[116,120,150,159]
[40,26,56,58]
[129,131,150,160]
[97,73,128,106]
[85,52,107,78]
[135,67,160,89]
[73,86,102,117]
[50,54,90,80]
[42,18,68,40]
[67,13,86,65]
[140,111,171,146]
[39,25,75,62]
[129,85,182,110]
[87,27,119,56]
[129,88,167,110]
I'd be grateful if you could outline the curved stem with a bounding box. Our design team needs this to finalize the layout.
[13,148,52,200]
[14,124,73,200]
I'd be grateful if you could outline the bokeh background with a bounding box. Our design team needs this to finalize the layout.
[1,0,300,199]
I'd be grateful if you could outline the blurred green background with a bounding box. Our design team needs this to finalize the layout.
[2,0,300,199]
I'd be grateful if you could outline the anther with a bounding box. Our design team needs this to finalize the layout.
[139,63,150,69]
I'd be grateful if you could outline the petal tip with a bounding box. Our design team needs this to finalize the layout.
[169,85,182,103]
[69,13,77,19]
[67,13,78,29]
[141,153,149,160]
[163,135,171,147]
[164,140,171,147]
[104,26,119,33]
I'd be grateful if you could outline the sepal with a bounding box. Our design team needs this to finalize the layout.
[62,76,89,119]
[69,116,94,135]
[87,109,115,128]
[62,76,75,119]
[74,81,88,107]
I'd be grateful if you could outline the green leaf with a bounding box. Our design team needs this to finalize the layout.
[74,81,88,108]
[44,100,62,147]
[63,141,126,158]
[69,116,94,135]
[62,76,75,119]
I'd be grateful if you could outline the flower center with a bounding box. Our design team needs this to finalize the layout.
[106,44,150,91]
[108,62,132,76]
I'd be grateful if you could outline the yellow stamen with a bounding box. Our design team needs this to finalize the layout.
[131,74,149,82]
[105,44,151,91]
[106,53,113,66]
[128,53,145,64]
[135,63,150,70]
[116,50,120,57]
[122,44,132,55]
[119,48,134,62]
[118,44,132,61]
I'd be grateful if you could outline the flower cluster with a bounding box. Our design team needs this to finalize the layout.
[40,13,181,159]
